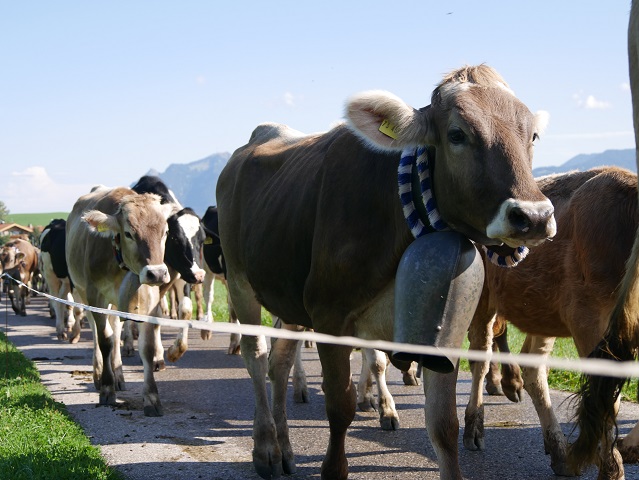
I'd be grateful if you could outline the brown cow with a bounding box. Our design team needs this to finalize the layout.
[571,2,639,478]
[217,64,556,479]
[66,186,174,416]
[1,238,39,316]
[465,167,638,477]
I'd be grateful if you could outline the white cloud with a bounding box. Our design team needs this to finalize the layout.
[283,92,296,107]
[573,92,611,109]
[3,167,94,214]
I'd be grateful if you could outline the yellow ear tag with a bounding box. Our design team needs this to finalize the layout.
[96,224,108,233]
[204,237,213,245]
[379,119,398,139]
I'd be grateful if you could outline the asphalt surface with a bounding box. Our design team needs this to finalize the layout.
[3,294,639,480]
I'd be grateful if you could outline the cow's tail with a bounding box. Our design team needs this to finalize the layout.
[569,234,639,474]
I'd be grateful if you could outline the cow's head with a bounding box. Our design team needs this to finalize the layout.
[0,244,19,271]
[83,193,174,285]
[165,208,206,284]
[345,64,556,248]
[202,206,225,276]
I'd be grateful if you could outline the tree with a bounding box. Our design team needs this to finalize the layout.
[0,200,9,222]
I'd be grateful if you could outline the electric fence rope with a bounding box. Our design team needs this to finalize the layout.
[2,272,638,379]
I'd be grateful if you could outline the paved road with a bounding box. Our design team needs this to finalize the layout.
[3,295,639,480]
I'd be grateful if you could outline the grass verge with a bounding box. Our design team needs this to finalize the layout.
[0,332,123,480]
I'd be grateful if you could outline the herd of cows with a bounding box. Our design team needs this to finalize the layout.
[2,4,639,480]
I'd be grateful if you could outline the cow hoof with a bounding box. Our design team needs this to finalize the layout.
[143,404,164,417]
[293,387,309,403]
[379,415,399,431]
[227,344,241,355]
[402,370,420,386]
[200,330,212,341]
[485,382,504,396]
[122,345,135,357]
[357,399,377,412]
[502,383,523,403]
[618,438,639,463]
[167,343,187,362]
[154,359,166,372]
[282,454,296,475]
[69,333,81,344]
[57,332,67,341]
[463,433,485,451]
[253,455,283,480]
[99,390,117,406]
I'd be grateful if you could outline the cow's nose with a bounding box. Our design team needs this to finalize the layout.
[140,264,170,286]
[508,204,556,238]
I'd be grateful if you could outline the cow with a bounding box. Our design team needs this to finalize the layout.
[127,175,207,363]
[39,219,85,342]
[216,64,556,479]
[66,185,174,416]
[571,3,639,478]
[464,167,638,477]
[1,238,39,316]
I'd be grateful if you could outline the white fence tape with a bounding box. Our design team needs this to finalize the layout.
[3,272,639,379]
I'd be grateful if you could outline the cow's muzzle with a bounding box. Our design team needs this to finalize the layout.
[139,264,171,286]
[486,198,556,248]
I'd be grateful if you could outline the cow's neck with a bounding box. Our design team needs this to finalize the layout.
[397,147,529,268]
[112,234,129,271]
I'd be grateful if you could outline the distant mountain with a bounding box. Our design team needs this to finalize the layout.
[533,149,636,177]
[143,152,231,216]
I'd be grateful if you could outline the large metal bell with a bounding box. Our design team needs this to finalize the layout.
[392,231,484,374]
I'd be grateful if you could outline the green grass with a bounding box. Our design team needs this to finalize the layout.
[461,325,639,402]
[5,212,68,227]
[0,333,123,480]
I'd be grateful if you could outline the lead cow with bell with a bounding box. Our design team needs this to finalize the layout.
[216,64,556,479]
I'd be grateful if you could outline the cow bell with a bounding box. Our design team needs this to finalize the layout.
[392,231,484,374]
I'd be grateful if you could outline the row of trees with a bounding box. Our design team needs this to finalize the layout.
[0,200,9,222]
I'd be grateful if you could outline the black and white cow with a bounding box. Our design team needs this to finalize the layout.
[128,175,207,361]
[40,219,84,342]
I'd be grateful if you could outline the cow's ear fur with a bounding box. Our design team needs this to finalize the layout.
[82,210,119,237]
[15,252,25,262]
[345,90,433,152]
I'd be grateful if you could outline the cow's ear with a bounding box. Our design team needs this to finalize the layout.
[345,90,433,152]
[82,210,119,237]
[15,252,25,262]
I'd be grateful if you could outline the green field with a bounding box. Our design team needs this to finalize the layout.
[6,212,68,227]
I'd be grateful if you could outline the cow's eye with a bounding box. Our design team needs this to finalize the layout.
[124,232,133,239]
[447,127,465,145]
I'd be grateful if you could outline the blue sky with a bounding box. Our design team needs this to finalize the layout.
[1,1,634,213]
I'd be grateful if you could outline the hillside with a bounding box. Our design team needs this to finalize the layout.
[532,148,636,177]
[144,152,231,216]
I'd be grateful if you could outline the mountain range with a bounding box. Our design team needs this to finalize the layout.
[148,148,636,217]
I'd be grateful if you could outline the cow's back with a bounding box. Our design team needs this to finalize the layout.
[217,123,412,329]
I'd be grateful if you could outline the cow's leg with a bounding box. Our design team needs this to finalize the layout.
[108,314,125,391]
[228,297,241,355]
[138,320,163,416]
[167,283,190,362]
[494,325,523,402]
[50,276,68,340]
[121,321,136,357]
[356,350,376,411]
[316,341,355,480]
[85,302,119,406]
[193,282,204,320]
[200,265,215,341]
[465,311,496,452]
[521,334,576,476]
[619,421,639,463]
[359,348,399,430]
[291,339,308,403]
[227,273,283,479]
[268,320,304,474]
[423,365,463,480]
